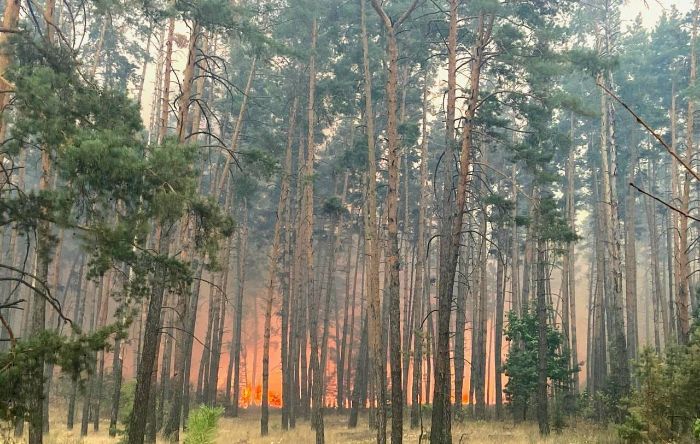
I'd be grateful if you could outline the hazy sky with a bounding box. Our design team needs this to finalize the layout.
[621,0,693,27]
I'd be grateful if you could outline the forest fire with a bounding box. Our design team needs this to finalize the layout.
[238,385,282,408]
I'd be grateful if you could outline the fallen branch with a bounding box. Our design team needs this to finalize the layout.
[597,82,700,183]
[630,182,700,223]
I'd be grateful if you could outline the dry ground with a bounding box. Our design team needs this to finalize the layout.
[7,410,619,444]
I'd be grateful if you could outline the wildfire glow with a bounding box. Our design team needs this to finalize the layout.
[238,385,282,408]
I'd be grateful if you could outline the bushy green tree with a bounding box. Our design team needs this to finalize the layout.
[502,307,578,421]
[619,324,700,443]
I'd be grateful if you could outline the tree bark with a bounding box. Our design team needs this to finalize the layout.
[261,96,297,435]
[536,237,549,436]
[410,77,429,429]
[157,17,175,143]
[231,202,248,416]
[432,9,493,442]
[624,142,639,361]
[128,229,167,444]
[359,1,385,441]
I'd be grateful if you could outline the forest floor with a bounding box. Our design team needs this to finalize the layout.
[27,409,618,444]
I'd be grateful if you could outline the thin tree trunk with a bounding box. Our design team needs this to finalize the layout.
[536,237,550,436]
[453,248,467,416]
[678,0,698,343]
[565,119,579,393]
[128,228,167,444]
[67,259,88,430]
[625,142,639,362]
[432,9,493,442]
[494,228,506,419]
[261,97,297,436]
[359,1,385,441]
[214,55,257,197]
[410,77,429,429]
[157,17,175,143]
[232,202,248,416]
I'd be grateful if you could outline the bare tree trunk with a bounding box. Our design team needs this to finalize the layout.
[92,273,113,432]
[536,236,549,436]
[678,1,698,343]
[128,228,167,444]
[176,22,199,142]
[433,9,493,442]
[625,144,639,361]
[645,164,664,352]
[157,297,173,427]
[597,14,629,390]
[232,202,248,416]
[89,17,108,79]
[348,305,370,426]
[181,266,204,424]
[494,227,506,419]
[29,142,52,444]
[67,257,88,429]
[474,178,488,419]
[81,279,102,437]
[359,1,385,441]
[591,175,608,398]
[214,55,257,197]
[410,77,429,429]
[367,1,422,438]
[157,17,175,143]
[565,120,579,393]
[453,249,467,416]
[337,233,354,412]
[0,0,21,153]
[261,97,297,436]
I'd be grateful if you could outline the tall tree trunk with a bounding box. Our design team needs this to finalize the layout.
[474,177,488,420]
[678,0,698,343]
[176,21,199,142]
[591,174,608,398]
[29,141,52,444]
[432,10,493,442]
[511,165,521,316]
[92,273,113,432]
[181,265,204,424]
[157,17,175,143]
[367,2,422,439]
[454,248,467,415]
[565,119,579,393]
[494,227,506,419]
[81,279,102,437]
[231,202,248,416]
[214,55,257,197]
[128,229,167,444]
[348,310,369,428]
[597,12,630,391]
[261,96,297,436]
[359,1,385,441]
[67,259,88,430]
[645,165,665,352]
[0,0,21,152]
[109,314,125,436]
[410,77,429,429]
[536,236,549,436]
[89,17,108,79]
[624,143,639,361]
[337,232,354,412]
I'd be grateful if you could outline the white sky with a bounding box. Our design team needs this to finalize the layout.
[621,0,693,27]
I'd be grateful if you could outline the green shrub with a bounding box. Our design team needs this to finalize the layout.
[184,405,224,444]
[618,327,700,443]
